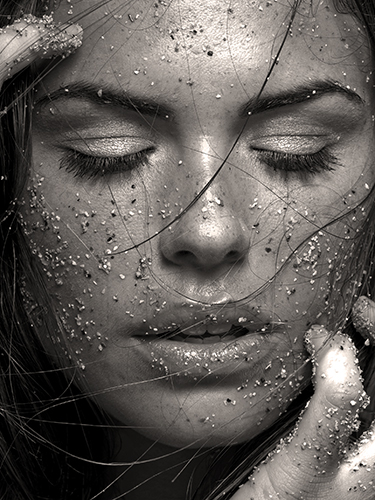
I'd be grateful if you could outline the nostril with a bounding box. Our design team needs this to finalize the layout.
[176,250,193,259]
[170,250,198,266]
[226,250,239,260]
[169,248,245,268]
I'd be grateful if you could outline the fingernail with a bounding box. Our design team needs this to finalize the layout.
[304,325,331,355]
[352,296,375,345]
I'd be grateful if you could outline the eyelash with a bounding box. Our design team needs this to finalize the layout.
[255,147,338,176]
[59,145,337,182]
[59,148,153,180]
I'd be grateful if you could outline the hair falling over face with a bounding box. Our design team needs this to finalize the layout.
[1,0,375,499]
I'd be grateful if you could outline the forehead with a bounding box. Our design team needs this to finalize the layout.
[46,0,370,108]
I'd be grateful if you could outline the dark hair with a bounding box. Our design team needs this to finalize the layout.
[1,1,375,499]
[0,2,112,499]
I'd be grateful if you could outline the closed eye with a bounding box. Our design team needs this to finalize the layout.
[254,147,338,176]
[59,147,154,181]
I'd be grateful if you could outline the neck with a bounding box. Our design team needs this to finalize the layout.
[101,428,234,500]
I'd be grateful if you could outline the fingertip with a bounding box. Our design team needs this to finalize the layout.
[352,295,375,345]
[0,15,83,84]
[304,327,367,408]
[313,333,367,413]
[304,324,331,355]
[38,19,83,59]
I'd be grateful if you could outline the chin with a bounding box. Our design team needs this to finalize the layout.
[100,384,292,450]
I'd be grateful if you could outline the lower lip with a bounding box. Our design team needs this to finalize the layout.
[136,330,285,384]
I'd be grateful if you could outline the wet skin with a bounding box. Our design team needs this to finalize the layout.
[21,0,375,455]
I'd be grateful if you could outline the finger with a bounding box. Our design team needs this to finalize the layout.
[333,420,375,498]
[0,14,82,83]
[352,296,375,345]
[233,328,368,500]
[296,327,367,469]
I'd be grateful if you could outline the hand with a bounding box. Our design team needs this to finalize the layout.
[232,321,375,499]
[0,14,82,86]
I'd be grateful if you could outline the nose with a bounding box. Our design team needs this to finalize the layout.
[159,193,251,271]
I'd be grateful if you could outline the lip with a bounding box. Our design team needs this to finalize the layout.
[135,325,288,385]
[139,301,282,337]
[127,301,290,384]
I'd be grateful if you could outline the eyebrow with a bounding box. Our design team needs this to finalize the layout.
[239,79,364,117]
[36,81,173,119]
[36,79,364,120]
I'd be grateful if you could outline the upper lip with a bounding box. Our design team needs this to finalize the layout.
[138,301,284,338]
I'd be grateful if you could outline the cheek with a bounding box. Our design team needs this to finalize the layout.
[242,176,374,326]
[20,172,148,354]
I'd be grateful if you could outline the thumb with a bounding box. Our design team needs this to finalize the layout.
[232,327,369,500]
[303,327,367,464]
[0,14,82,83]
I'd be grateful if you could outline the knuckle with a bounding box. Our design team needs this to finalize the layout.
[321,387,367,413]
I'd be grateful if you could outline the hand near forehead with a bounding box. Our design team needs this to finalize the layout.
[0,14,82,86]
[232,307,375,500]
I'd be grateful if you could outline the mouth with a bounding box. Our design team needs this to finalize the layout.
[158,323,274,344]
[142,314,279,346]
[135,320,288,384]
[129,304,292,383]
[138,302,284,346]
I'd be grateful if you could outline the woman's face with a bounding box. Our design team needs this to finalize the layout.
[22,0,375,448]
